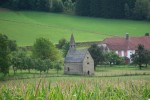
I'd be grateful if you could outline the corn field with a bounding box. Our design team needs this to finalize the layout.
[0,77,150,100]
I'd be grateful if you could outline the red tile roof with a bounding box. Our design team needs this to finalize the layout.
[102,36,150,51]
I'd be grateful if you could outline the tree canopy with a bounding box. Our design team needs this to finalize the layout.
[88,44,105,69]
[131,44,150,69]
[0,34,17,76]
[32,37,60,61]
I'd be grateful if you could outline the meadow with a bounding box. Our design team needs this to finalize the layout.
[0,10,150,46]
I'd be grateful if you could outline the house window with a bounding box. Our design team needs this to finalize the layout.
[87,62,89,64]
[87,57,89,59]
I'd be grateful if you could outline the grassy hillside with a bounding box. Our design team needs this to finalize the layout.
[0,11,150,46]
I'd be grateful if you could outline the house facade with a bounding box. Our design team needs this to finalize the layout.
[64,34,94,75]
[102,34,150,62]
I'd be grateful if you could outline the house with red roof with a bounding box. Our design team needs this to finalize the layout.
[102,33,150,62]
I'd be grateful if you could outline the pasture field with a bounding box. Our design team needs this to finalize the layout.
[0,10,150,46]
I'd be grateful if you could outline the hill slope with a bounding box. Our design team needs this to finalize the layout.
[0,10,150,46]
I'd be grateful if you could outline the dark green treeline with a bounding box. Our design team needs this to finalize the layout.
[76,0,150,20]
[1,0,150,20]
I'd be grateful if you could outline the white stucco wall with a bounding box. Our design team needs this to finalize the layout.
[115,51,118,54]
[127,50,135,58]
[121,50,124,57]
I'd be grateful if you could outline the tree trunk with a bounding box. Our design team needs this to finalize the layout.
[146,64,148,68]
[110,62,112,67]
[28,69,30,73]
[57,70,58,76]
[139,64,142,70]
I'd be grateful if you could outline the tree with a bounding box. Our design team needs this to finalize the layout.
[44,59,53,73]
[133,0,149,20]
[75,0,90,16]
[32,37,60,61]
[88,44,105,70]
[50,0,63,13]
[62,42,69,57]
[54,62,62,76]
[131,44,150,69]
[63,0,76,14]
[0,34,17,76]
[124,3,131,18]
[11,50,26,74]
[147,3,150,20]
[90,0,102,17]
[57,38,67,49]
[104,52,123,66]
[145,33,150,36]
[34,59,47,74]
[57,38,69,57]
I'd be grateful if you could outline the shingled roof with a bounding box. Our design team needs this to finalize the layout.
[65,49,88,63]
[103,36,150,51]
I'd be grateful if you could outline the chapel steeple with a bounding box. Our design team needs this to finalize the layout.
[69,34,76,51]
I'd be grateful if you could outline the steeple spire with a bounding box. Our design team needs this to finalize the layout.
[69,34,76,51]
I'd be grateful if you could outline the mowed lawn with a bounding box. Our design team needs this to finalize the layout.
[0,11,150,46]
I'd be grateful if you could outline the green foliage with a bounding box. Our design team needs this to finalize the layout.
[0,34,17,76]
[88,44,105,69]
[63,0,76,14]
[131,44,150,69]
[57,38,67,49]
[133,0,150,20]
[50,0,64,13]
[62,42,69,57]
[34,59,47,74]
[33,37,60,61]
[57,38,69,57]
[54,62,62,75]
[105,52,124,66]
[75,0,90,16]
[5,0,63,12]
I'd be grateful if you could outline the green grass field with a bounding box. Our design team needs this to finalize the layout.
[0,11,150,46]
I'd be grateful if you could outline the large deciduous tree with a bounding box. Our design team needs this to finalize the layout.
[75,0,90,16]
[88,44,105,70]
[32,37,60,61]
[131,44,150,69]
[57,38,69,57]
[0,34,17,76]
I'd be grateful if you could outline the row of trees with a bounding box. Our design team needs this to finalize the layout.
[0,0,63,12]
[76,0,150,20]
[1,0,150,20]
[0,34,62,76]
[11,52,62,75]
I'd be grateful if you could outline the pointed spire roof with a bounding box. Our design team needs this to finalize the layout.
[70,34,75,45]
